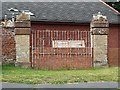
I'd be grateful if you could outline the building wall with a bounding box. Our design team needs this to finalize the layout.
[2,21,119,67]
[108,24,119,66]
[31,22,119,68]
[31,22,92,69]
[34,54,92,70]
[31,22,90,31]
[2,28,16,64]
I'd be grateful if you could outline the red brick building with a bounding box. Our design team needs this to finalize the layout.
[1,0,120,69]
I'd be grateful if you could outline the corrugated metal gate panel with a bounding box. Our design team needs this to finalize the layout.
[31,30,93,69]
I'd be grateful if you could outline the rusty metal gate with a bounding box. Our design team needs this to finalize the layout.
[31,30,93,69]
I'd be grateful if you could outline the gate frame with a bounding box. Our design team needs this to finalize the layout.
[30,29,93,69]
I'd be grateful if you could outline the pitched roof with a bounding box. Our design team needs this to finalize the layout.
[1,1,120,24]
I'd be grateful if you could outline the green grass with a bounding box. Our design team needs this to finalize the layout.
[1,64,119,84]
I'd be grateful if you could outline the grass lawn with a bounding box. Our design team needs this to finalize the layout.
[1,64,119,84]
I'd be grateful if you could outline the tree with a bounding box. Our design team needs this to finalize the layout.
[105,1,120,12]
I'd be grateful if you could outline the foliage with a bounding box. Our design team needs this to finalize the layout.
[106,2,120,12]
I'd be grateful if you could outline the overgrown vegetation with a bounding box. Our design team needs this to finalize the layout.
[1,64,119,84]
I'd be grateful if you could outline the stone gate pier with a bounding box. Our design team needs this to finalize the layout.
[15,11,31,68]
[90,12,109,67]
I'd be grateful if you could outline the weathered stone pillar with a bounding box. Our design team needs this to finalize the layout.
[15,11,31,68]
[90,12,109,67]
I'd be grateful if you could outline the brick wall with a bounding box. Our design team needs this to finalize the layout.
[34,55,92,70]
[33,47,92,69]
[31,24,92,69]
[2,28,16,64]
[108,25,119,66]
